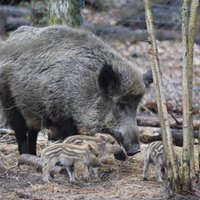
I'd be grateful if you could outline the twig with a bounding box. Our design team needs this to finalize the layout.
[168,111,182,125]
[0,162,18,176]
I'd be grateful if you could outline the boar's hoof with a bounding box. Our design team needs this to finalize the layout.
[114,150,128,161]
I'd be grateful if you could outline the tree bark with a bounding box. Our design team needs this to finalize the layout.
[143,0,181,193]
[198,127,200,171]
[181,0,199,192]
[49,0,84,27]
[187,0,199,182]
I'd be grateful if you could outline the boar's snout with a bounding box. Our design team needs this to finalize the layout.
[114,149,128,161]
[120,126,141,157]
[126,143,141,156]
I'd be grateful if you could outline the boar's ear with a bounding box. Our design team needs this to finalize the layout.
[97,64,120,95]
[143,69,153,87]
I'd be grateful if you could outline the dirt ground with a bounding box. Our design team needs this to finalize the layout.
[0,131,200,200]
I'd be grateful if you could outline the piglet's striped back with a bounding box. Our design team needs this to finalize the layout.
[146,141,164,159]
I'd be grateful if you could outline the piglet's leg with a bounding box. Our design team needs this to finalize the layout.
[66,165,76,184]
[143,156,149,181]
[83,164,90,179]
[155,164,163,182]
[43,158,57,183]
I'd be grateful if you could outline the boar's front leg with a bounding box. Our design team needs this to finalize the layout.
[27,129,39,155]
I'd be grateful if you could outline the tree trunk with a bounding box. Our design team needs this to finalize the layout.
[181,0,199,192]
[188,0,199,181]
[49,0,84,27]
[199,127,200,171]
[181,0,191,186]
[143,0,181,193]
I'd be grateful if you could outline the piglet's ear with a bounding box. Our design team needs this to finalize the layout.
[87,143,93,151]
[98,135,107,144]
[97,64,120,95]
[143,69,153,87]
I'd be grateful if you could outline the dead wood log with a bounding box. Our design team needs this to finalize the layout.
[139,126,199,147]
[5,17,31,31]
[85,24,183,42]
[0,6,31,33]
[0,6,31,17]
[0,128,15,135]
[18,154,66,175]
[137,115,200,130]
[18,154,43,170]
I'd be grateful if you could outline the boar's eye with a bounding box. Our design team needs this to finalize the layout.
[117,102,128,110]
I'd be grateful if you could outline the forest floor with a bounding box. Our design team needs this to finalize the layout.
[0,133,200,200]
[1,5,200,200]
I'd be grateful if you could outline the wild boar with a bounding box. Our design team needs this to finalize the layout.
[0,25,153,159]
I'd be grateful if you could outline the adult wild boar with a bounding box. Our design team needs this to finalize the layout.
[0,26,152,159]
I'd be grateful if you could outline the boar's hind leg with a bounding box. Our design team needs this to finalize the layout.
[5,106,28,154]
[27,129,39,155]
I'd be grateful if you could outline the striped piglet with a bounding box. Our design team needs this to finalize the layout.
[63,133,124,177]
[41,143,101,183]
[143,141,167,182]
